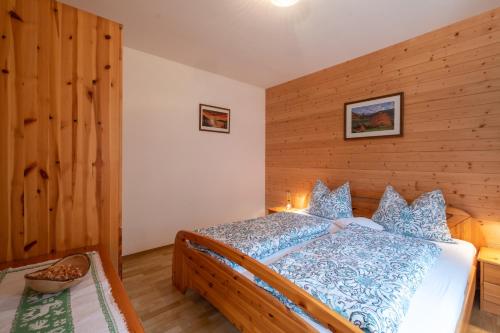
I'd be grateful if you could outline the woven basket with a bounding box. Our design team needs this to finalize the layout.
[25,253,90,293]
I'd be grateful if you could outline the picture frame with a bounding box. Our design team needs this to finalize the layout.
[344,92,403,140]
[199,104,230,134]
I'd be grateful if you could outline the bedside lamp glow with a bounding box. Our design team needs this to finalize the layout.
[286,191,292,210]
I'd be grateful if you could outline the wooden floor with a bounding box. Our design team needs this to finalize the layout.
[122,246,500,333]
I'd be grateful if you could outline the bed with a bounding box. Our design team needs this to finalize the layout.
[172,205,477,333]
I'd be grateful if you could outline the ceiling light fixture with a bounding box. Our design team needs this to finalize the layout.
[271,0,299,7]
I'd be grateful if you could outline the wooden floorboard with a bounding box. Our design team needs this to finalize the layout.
[122,246,499,333]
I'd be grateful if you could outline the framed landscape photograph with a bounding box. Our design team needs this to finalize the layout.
[344,92,403,140]
[199,104,230,134]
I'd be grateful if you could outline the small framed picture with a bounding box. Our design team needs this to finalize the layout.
[199,104,230,134]
[344,92,403,140]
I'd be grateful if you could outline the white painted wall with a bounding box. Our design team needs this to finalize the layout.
[122,47,265,255]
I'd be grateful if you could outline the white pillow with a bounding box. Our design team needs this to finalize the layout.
[334,217,384,231]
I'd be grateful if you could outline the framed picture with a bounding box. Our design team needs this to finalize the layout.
[344,92,403,140]
[199,104,230,134]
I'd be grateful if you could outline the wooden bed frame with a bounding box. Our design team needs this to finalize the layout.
[0,245,144,333]
[173,206,477,333]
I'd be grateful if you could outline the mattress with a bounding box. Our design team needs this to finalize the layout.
[238,228,476,333]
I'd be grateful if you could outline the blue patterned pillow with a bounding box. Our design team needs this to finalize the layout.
[372,185,454,243]
[307,180,353,220]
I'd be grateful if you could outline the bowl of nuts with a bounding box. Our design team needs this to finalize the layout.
[25,253,90,293]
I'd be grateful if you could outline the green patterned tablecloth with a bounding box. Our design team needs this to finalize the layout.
[0,252,128,333]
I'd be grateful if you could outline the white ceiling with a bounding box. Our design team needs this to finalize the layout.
[61,0,500,88]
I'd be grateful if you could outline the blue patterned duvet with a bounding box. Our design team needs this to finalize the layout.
[194,212,332,268]
[255,224,442,333]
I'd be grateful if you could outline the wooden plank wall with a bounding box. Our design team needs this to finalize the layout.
[0,0,122,270]
[266,8,500,247]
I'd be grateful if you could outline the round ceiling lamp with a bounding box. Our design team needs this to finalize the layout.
[271,0,300,7]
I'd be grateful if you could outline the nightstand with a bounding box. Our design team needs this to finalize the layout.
[478,247,500,315]
[267,206,302,215]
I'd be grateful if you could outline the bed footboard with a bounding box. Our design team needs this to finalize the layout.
[172,230,361,333]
